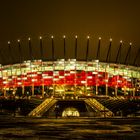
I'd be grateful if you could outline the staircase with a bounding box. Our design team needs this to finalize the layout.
[85,98,113,117]
[28,97,57,117]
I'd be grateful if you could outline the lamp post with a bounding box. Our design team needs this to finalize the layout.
[106,38,112,62]
[124,43,132,96]
[96,37,101,95]
[63,35,66,97]
[114,40,123,97]
[17,39,24,96]
[85,36,90,95]
[28,37,33,61]
[8,41,13,64]
[74,35,78,95]
[86,36,89,61]
[75,35,78,59]
[8,41,13,96]
[18,39,22,63]
[115,40,123,64]
[39,36,44,98]
[63,35,66,59]
[39,36,43,60]
[51,36,55,97]
[96,37,101,60]
[124,42,132,65]
[28,38,34,96]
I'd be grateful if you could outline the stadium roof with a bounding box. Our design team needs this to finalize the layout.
[0,36,139,67]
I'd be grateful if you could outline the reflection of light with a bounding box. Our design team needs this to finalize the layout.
[17,82,22,85]
[81,81,86,84]
[62,107,80,117]
[104,79,108,82]
[92,71,98,74]
[3,81,8,84]
[87,76,92,79]
[70,71,75,74]
[32,79,37,82]
[22,77,27,80]
[54,78,59,81]
[59,76,64,79]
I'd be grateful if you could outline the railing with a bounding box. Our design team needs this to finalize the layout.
[85,98,113,117]
[28,97,57,117]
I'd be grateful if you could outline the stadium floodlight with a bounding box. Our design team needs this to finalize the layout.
[110,38,112,42]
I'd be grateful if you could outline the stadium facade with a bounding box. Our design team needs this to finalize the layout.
[0,36,140,98]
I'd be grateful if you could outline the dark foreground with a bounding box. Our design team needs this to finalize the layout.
[0,117,140,140]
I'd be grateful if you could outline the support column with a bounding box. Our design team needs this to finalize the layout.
[124,86,126,95]
[22,85,24,95]
[42,84,44,98]
[115,85,118,97]
[53,84,55,97]
[32,84,34,96]
[133,88,135,97]
[3,88,6,97]
[96,85,98,95]
[105,84,108,96]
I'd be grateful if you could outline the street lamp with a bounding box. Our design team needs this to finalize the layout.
[124,42,132,65]
[8,41,13,64]
[39,36,43,60]
[75,35,78,59]
[86,36,90,61]
[63,35,66,59]
[17,39,22,63]
[51,36,54,61]
[115,40,123,64]
[106,38,112,62]
[28,37,33,61]
[96,37,101,60]
[51,36,55,96]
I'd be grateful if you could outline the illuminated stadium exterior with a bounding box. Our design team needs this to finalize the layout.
[0,36,140,98]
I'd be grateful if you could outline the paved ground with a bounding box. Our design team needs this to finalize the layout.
[0,117,140,140]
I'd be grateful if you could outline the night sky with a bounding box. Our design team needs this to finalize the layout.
[0,0,140,66]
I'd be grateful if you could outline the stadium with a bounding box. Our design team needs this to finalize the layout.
[0,36,140,118]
